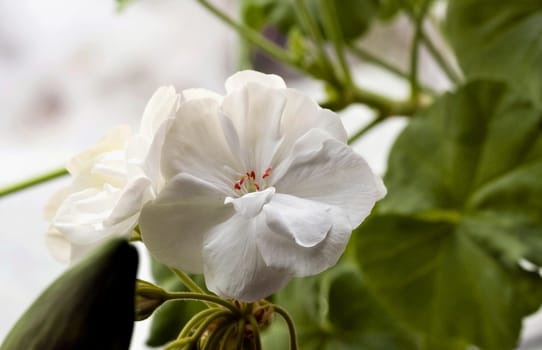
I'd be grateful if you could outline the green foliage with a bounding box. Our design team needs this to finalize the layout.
[145,258,206,347]
[0,239,138,350]
[446,0,542,107]
[240,0,379,41]
[355,81,542,349]
[262,265,420,349]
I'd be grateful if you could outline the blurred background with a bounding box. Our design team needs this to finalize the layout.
[0,0,540,349]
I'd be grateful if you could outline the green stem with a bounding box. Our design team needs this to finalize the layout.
[293,0,334,75]
[234,318,246,349]
[319,0,353,89]
[171,268,206,294]
[204,319,232,350]
[352,87,416,116]
[247,315,262,350]
[0,168,68,198]
[177,308,221,340]
[190,310,232,347]
[166,291,240,315]
[197,0,423,117]
[420,30,461,84]
[196,0,296,67]
[409,0,430,104]
[273,305,299,350]
[347,114,384,144]
[348,44,438,95]
[218,323,236,350]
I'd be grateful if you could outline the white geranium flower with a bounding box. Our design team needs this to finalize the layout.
[140,70,386,301]
[45,87,179,263]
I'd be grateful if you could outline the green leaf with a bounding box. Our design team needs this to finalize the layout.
[240,0,379,41]
[1,239,138,350]
[263,266,419,350]
[355,80,542,349]
[145,258,206,347]
[446,0,542,107]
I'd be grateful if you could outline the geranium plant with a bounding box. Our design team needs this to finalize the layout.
[2,0,542,349]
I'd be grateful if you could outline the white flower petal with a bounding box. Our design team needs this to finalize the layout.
[203,214,291,302]
[225,187,275,218]
[53,186,129,245]
[221,82,286,172]
[263,193,332,248]
[275,129,386,228]
[281,89,347,142]
[181,88,222,102]
[140,173,233,273]
[225,70,286,93]
[140,86,179,139]
[67,125,132,176]
[105,176,152,226]
[161,98,241,192]
[257,206,352,277]
[46,227,99,264]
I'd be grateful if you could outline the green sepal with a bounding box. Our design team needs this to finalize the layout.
[1,238,138,350]
[135,280,168,321]
[145,258,206,347]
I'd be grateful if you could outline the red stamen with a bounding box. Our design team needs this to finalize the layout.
[250,171,256,180]
[234,183,241,190]
[254,183,260,191]
[239,176,246,185]
[262,167,272,179]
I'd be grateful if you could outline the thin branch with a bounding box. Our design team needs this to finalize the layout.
[196,0,297,67]
[273,305,299,350]
[347,114,385,144]
[409,0,431,104]
[420,30,462,84]
[293,0,334,75]
[348,44,438,95]
[166,291,240,315]
[319,0,353,89]
[0,168,68,198]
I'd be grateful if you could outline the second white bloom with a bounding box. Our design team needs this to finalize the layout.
[140,71,386,301]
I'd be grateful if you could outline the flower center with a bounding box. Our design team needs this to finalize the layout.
[234,167,272,194]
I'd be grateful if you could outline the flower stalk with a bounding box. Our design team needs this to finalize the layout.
[0,167,68,198]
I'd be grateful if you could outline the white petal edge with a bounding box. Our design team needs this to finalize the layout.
[274,128,386,228]
[160,97,241,193]
[67,125,132,176]
[140,173,233,273]
[257,205,352,277]
[224,187,275,218]
[225,70,286,93]
[263,193,332,248]
[203,214,292,301]
[139,86,179,140]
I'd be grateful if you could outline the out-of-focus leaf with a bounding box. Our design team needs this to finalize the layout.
[0,239,138,350]
[240,0,380,42]
[116,0,137,11]
[355,80,542,349]
[262,266,419,350]
[446,0,542,107]
[145,258,206,347]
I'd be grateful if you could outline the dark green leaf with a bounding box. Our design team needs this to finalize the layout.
[263,266,419,350]
[1,239,138,350]
[145,258,206,347]
[355,80,542,349]
[446,0,542,107]
[240,0,379,41]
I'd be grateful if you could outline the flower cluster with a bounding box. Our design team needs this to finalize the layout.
[46,70,386,301]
